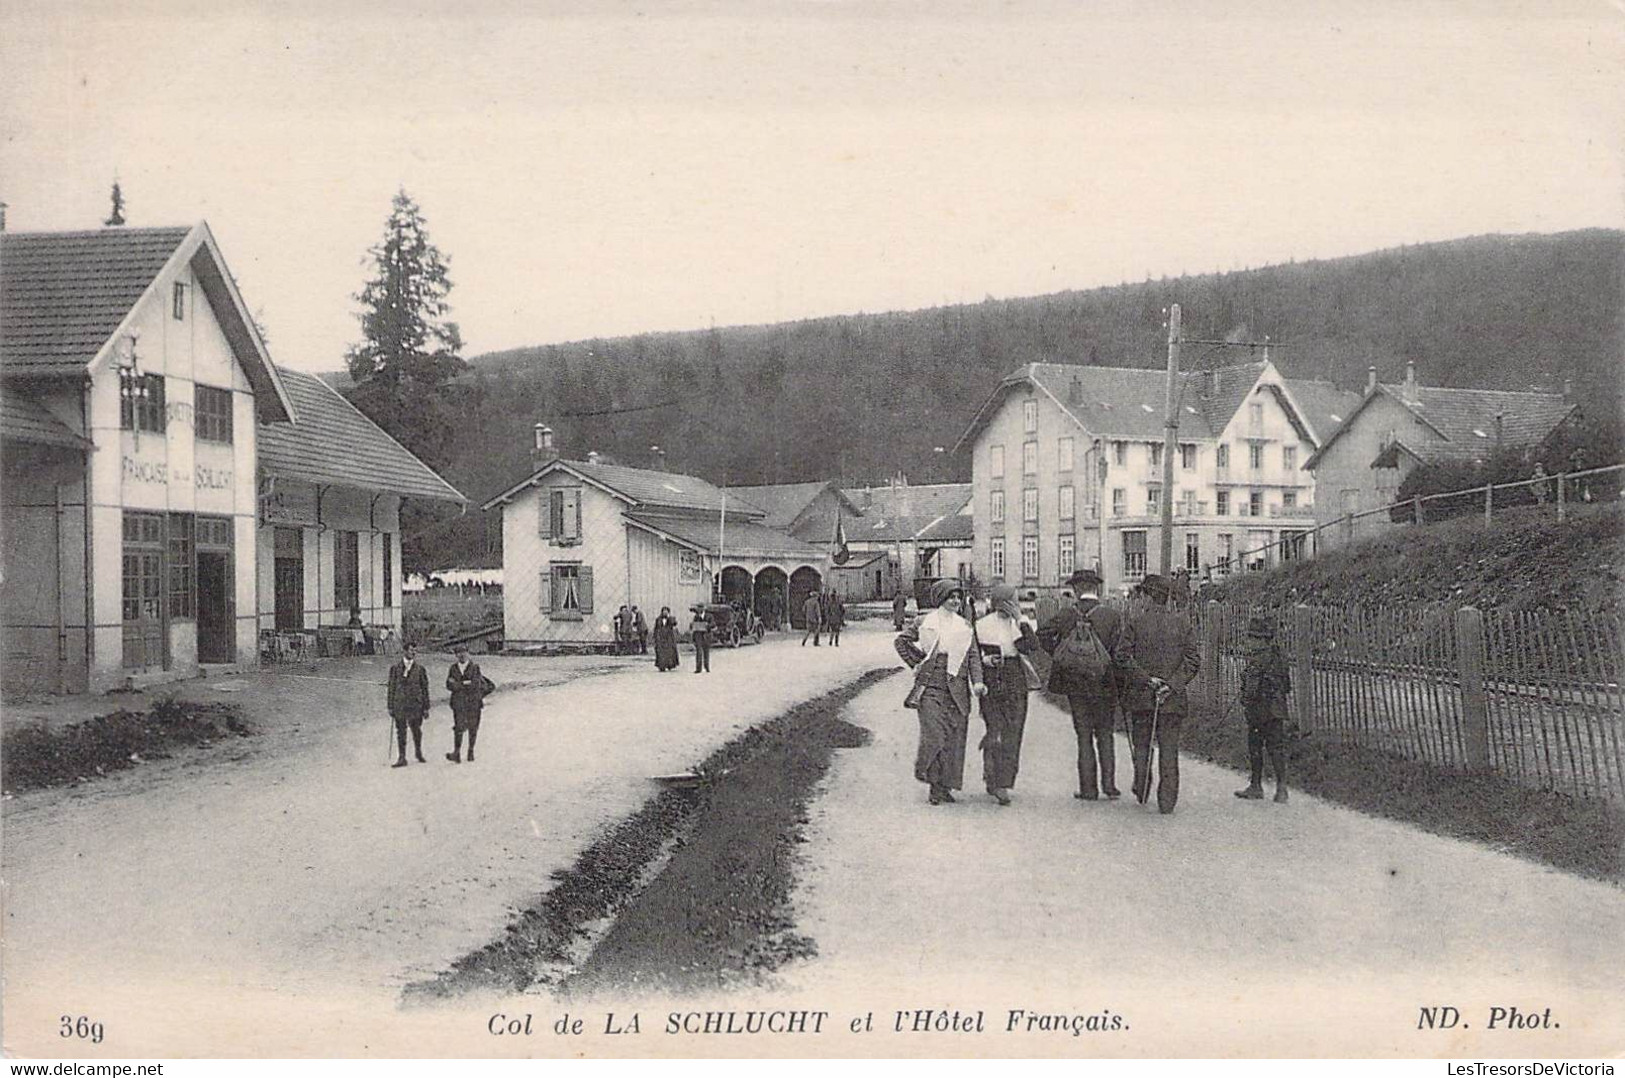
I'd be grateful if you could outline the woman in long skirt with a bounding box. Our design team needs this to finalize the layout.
[895,579,986,805]
[975,583,1041,806]
[652,606,680,671]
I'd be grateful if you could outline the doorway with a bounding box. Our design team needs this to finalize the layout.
[274,526,304,631]
[196,516,234,663]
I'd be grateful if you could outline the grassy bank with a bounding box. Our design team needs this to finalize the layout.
[1,697,252,794]
[404,667,891,1002]
[1180,705,1624,883]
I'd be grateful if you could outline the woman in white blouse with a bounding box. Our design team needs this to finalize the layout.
[895,579,987,805]
[975,583,1042,805]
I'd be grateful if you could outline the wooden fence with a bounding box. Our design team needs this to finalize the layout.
[1190,600,1625,800]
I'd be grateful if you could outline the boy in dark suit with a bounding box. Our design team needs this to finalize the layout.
[445,644,494,763]
[387,642,430,768]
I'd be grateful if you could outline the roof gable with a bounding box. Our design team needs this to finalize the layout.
[844,483,972,541]
[725,480,861,530]
[1305,383,1576,469]
[483,457,762,517]
[257,369,464,502]
[0,390,90,449]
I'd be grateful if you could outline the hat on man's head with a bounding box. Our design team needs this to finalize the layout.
[1137,574,1170,600]
[1066,568,1103,589]
[988,583,1018,605]
[928,579,964,608]
[1247,616,1275,639]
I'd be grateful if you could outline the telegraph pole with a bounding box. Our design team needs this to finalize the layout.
[1159,304,1181,575]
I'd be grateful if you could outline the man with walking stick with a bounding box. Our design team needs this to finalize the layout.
[387,642,430,768]
[1118,574,1199,813]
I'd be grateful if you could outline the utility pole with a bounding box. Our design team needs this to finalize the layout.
[1159,304,1181,576]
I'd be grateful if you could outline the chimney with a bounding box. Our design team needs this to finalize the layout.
[1562,378,1573,400]
[1205,369,1217,398]
[1068,375,1082,405]
[530,423,558,471]
[1366,366,1377,395]
[649,444,666,470]
[586,450,601,465]
[1403,360,1418,404]
[1494,413,1504,456]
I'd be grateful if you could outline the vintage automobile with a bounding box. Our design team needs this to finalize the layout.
[704,603,765,647]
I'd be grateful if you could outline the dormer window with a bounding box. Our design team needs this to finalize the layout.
[173,282,186,321]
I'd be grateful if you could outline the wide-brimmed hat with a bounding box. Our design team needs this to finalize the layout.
[928,579,964,607]
[1065,568,1103,589]
[1137,574,1170,600]
[1246,616,1275,638]
[988,583,1019,605]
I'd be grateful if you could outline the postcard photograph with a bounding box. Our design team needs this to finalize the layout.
[0,0,1621,1062]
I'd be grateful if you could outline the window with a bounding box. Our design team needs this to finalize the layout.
[1111,488,1125,516]
[1122,530,1147,580]
[1180,443,1197,470]
[990,537,1006,579]
[1022,488,1038,523]
[1113,441,1127,467]
[1249,491,1264,517]
[1149,442,1163,468]
[122,513,165,621]
[120,372,166,433]
[1022,536,1039,580]
[1249,443,1264,470]
[1147,484,1161,513]
[1216,490,1230,516]
[335,531,360,615]
[1281,530,1307,562]
[1249,402,1263,428]
[1058,436,1074,472]
[1186,531,1201,572]
[548,563,594,618]
[1178,489,1196,516]
[1022,441,1038,475]
[541,487,583,543]
[990,489,1005,523]
[1057,535,1076,579]
[1023,399,1038,433]
[167,513,195,618]
[1216,443,1230,469]
[382,533,394,609]
[1282,490,1297,509]
[990,445,1005,479]
[1059,484,1075,520]
[195,385,234,443]
[1283,445,1297,471]
[173,282,187,321]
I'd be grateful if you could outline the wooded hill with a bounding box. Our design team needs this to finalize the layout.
[375,228,1624,569]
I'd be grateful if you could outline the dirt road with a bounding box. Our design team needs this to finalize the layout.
[1,631,891,1055]
[790,675,1625,1056]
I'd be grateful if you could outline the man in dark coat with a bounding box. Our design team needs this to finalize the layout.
[892,592,908,631]
[632,606,648,654]
[1118,574,1201,813]
[827,591,845,646]
[801,591,824,646]
[1235,615,1292,803]
[387,642,431,768]
[1036,568,1126,801]
[445,644,494,763]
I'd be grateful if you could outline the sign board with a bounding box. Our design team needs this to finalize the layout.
[678,549,703,584]
[261,480,318,525]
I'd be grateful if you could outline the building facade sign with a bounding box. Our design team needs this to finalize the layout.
[261,480,318,525]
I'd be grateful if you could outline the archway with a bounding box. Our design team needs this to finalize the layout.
[788,565,823,630]
[719,565,754,610]
[753,566,788,630]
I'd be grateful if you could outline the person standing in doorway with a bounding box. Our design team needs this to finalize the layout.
[1036,568,1126,802]
[802,590,824,646]
[1118,575,1200,814]
[445,644,494,763]
[895,579,987,805]
[689,604,714,673]
[387,642,430,768]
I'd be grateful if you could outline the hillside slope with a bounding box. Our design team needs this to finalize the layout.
[1206,505,1624,616]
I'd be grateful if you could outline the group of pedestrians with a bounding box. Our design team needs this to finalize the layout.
[613,605,648,655]
[801,589,846,647]
[895,569,1292,812]
[385,642,495,768]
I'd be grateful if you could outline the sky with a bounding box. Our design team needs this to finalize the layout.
[2,0,1622,373]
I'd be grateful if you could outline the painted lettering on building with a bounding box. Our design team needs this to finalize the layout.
[122,456,168,485]
[195,466,232,491]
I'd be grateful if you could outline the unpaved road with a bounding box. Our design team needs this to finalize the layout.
[1,630,893,1056]
[790,676,1625,1057]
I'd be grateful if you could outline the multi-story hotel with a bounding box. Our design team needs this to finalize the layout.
[956,358,1361,596]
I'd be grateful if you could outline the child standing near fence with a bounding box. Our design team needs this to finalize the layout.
[1236,615,1292,804]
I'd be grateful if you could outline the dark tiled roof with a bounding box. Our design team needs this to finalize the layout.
[257,369,465,502]
[0,390,90,448]
[626,511,827,560]
[916,502,975,543]
[1191,361,1266,436]
[1026,362,1205,440]
[726,481,857,530]
[1398,384,1576,453]
[1282,379,1363,444]
[844,483,973,542]
[1,227,191,374]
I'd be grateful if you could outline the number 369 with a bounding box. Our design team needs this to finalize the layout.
[60,1015,104,1043]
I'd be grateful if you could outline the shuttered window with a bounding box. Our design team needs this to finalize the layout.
[543,488,583,544]
[547,563,593,618]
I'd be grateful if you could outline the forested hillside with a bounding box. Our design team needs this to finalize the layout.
[372,228,1624,569]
